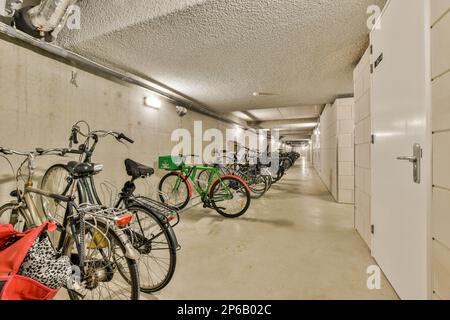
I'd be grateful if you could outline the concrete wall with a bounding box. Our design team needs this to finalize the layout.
[431,0,450,300]
[353,48,372,250]
[0,38,242,206]
[313,98,355,204]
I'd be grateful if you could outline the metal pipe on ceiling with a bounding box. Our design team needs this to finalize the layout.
[0,22,245,128]
[26,0,77,32]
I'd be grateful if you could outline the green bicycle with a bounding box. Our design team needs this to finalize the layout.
[158,155,251,218]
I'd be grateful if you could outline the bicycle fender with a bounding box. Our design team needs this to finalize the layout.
[165,224,179,250]
[127,201,180,250]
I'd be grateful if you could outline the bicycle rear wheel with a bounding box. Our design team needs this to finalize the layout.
[127,205,177,293]
[63,219,140,300]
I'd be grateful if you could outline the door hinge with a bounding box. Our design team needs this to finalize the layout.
[371,134,375,144]
[371,225,375,234]
[370,64,374,74]
[370,45,373,55]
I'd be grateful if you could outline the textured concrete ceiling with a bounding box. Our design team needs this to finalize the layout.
[58,0,386,113]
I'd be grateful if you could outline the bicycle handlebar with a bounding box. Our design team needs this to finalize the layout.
[69,126,134,145]
[117,133,134,144]
[0,148,28,156]
[0,147,72,158]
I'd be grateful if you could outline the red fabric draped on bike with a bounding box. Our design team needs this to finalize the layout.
[0,222,58,300]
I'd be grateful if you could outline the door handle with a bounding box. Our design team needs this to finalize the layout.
[396,156,417,163]
[396,143,421,184]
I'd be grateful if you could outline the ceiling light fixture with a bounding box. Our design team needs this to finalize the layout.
[144,96,162,109]
[252,92,277,97]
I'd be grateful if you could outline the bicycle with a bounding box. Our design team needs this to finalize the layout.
[0,147,140,300]
[40,122,179,293]
[271,150,299,184]
[198,148,271,199]
[158,155,251,218]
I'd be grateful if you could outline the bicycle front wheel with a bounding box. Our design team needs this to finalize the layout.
[247,174,268,199]
[0,203,29,232]
[209,176,251,218]
[158,172,190,210]
[40,164,73,222]
[63,219,140,300]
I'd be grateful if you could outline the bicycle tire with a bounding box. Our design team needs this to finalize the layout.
[196,169,211,190]
[209,176,251,218]
[0,202,30,232]
[63,219,140,301]
[40,164,76,221]
[126,205,177,293]
[247,174,268,199]
[158,172,191,210]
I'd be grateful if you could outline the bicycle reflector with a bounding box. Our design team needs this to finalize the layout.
[115,213,133,228]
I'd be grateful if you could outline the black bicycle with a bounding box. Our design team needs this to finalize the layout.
[40,122,179,293]
[0,147,140,300]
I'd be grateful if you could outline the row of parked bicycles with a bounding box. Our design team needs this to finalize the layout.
[0,121,300,300]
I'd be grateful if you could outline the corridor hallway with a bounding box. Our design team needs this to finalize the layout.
[154,158,398,300]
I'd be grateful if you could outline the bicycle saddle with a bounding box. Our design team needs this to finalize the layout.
[67,161,104,176]
[125,159,154,179]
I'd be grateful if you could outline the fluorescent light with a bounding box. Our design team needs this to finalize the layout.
[232,111,252,121]
[235,127,243,135]
[144,96,162,109]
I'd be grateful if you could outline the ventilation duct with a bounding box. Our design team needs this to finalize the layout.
[0,0,24,17]
[14,0,78,40]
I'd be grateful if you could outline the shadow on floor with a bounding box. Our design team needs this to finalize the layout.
[180,208,295,228]
[267,185,335,202]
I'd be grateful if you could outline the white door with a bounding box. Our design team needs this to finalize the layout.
[371,0,431,300]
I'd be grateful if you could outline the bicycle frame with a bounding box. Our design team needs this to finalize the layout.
[13,183,85,267]
[173,164,234,202]
[50,157,180,252]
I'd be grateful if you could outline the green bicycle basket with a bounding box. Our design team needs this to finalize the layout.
[158,155,184,171]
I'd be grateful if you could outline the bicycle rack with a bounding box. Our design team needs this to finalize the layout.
[157,189,204,214]
[99,180,119,208]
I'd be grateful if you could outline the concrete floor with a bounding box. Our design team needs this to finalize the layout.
[56,159,398,300]
[150,159,398,300]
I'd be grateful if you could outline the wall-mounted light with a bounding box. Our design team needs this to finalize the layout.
[234,127,243,139]
[144,96,162,109]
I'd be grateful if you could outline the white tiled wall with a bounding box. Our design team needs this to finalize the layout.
[311,127,321,175]
[336,98,355,204]
[431,0,450,300]
[313,98,355,204]
[316,103,338,200]
[353,48,372,250]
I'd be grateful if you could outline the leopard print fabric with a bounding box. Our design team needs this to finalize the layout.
[18,236,72,290]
